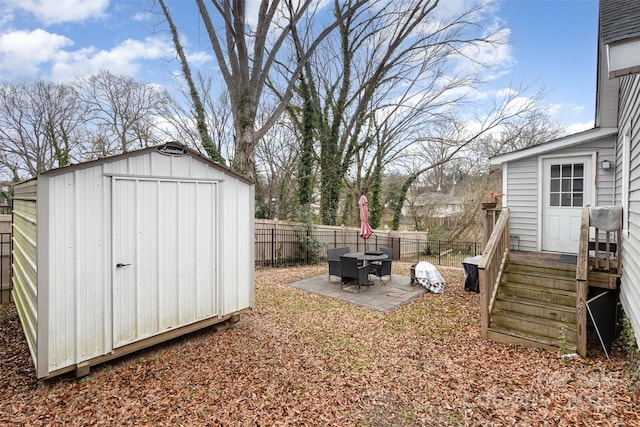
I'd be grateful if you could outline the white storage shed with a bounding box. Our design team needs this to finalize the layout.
[11,143,254,379]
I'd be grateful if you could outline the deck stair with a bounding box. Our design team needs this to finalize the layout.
[487,259,578,353]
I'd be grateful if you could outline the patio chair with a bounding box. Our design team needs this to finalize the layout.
[368,247,394,285]
[328,247,350,281]
[340,255,370,291]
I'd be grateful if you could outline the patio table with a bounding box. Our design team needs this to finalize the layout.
[343,252,388,263]
[341,252,389,286]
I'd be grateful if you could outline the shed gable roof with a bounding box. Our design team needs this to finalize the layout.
[36,143,253,185]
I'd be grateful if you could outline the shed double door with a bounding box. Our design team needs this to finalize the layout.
[112,178,219,348]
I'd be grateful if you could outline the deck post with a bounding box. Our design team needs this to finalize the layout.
[576,279,588,357]
[479,268,489,339]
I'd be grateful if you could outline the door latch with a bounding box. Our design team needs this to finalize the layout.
[116,263,131,268]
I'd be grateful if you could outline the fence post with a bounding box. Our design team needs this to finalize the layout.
[306,228,310,264]
[271,228,275,267]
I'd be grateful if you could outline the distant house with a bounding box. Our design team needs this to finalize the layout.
[401,191,466,227]
[486,0,640,350]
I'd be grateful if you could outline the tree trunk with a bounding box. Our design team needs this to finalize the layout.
[233,125,256,180]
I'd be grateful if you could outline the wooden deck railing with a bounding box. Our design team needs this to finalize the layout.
[576,206,623,357]
[576,208,590,357]
[478,208,510,339]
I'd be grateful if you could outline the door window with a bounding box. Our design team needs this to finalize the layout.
[549,163,584,207]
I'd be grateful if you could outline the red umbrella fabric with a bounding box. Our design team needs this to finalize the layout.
[358,195,373,240]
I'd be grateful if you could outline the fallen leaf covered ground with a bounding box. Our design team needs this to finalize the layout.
[1,263,638,426]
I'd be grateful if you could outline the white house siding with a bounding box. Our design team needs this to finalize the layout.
[505,137,616,252]
[31,149,254,376]
[596,39,620,128]
[11,180,38,369]
[617,74,640,347]
[505,157,539,251]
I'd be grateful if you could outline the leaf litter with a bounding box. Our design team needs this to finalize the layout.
[0,263,638,425]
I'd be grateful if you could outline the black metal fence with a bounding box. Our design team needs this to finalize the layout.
[255,227,481,268]
[1,232,11,304]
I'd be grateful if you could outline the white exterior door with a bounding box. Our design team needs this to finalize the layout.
[542,156,592,253]
[112,178,219,348]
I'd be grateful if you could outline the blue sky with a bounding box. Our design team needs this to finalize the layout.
[0,0,600,133]
[499,0,599,132]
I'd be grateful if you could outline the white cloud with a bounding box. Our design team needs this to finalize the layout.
[3,0,109,25]
[133,11,155,22]
[566,121,595,134]
[186,51,214,67]
[547,102,585,118]
[0,29,73,78]
[50,37,173,81]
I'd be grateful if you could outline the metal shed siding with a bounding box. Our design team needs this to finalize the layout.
[617,74,640,347]
[219,177,254,312]
[29,148,254,376]
[44,166,111,372]
[11,179,39,368]
[505,156,539,251]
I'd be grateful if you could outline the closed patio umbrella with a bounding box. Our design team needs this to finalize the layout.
[358,195,373,249]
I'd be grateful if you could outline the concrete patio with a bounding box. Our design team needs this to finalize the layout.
[288,273,427,312]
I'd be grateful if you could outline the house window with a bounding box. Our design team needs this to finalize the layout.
[549,163,584,207]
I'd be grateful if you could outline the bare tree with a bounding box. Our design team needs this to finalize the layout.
[478,106,565,158]
[285,0,511,225]
[254,116,301,220]
[387,86,547,230]
[156,0,369,179]
[156,76,235,159]
[157,0,225,163]
[0,81,86,178]
[76,71,168,156]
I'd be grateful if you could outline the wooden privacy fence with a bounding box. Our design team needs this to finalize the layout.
[255,220,481,268]
[1,214,11,304]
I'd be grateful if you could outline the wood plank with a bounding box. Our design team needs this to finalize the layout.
[491,311,577,342]
[499,283,576,306]
[493,298,577,323]
[487,327,576,353]
[587,271,620,290]
[502,271,576,292]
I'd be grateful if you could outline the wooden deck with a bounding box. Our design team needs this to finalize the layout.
[480,207,622,357]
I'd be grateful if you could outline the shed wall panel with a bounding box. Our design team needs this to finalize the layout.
[11,180,38,367]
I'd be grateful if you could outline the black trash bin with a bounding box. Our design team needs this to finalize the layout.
[462,255,482,293]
